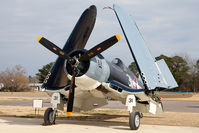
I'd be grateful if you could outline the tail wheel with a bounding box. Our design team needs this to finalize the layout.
[129,112,140,130]
[44,108,56,125]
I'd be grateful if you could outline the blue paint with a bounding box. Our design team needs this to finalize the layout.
[108,80,144,93]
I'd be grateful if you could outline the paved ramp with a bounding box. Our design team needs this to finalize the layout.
[0,117,199,133]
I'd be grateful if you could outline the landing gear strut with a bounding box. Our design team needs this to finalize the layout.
[129,111,140,130]
[126,95,141,130]
[43,108,56,125]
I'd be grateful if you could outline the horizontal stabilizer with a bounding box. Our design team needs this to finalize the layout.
[113,4,178,90]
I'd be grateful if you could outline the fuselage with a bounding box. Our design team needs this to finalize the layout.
[65,51,144,92]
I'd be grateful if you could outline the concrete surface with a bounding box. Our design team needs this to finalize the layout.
[0,117,199,133]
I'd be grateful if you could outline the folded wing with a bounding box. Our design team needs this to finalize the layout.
[113,4,178,90]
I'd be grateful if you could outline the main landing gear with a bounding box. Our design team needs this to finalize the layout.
[129,112,141,130]
[126,95,143,130]
[43,108,57,125]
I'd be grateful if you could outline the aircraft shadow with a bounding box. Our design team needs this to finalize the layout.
[0,114,130,130]
[56,113,129,127]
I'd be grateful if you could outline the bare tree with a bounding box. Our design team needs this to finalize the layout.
[183,55,199,92]
[0,65,30,92]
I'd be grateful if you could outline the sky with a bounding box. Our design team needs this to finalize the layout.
[0,0,198,76]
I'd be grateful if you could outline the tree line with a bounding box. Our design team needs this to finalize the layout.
[0,65,30,91]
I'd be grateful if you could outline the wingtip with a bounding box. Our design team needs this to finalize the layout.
[67,112,72,116]
[37,36,42,42]
[116,34,121,41]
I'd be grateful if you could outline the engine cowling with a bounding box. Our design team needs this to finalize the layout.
[64,50,110,90]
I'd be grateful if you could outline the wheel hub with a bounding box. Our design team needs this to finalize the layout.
[135,114,140,127]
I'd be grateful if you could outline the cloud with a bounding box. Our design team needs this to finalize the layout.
[0,0,198,75]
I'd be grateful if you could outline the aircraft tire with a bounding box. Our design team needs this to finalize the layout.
[129,112,140,130]
[44,108,56,125]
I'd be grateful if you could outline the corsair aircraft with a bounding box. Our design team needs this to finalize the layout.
[37,4,178,130]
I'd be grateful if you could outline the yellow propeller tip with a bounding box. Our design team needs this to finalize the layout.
[37,36,42,42]
[67,112,72,116]
[116,34,121,41]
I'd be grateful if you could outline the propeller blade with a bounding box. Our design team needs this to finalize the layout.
[37,36,69,60]
[79,35,121,61]
[66,70,76,116]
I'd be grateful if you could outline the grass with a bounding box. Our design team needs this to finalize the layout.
[0,97,50,101]
[0,91,46,94]
[0,111,4,114]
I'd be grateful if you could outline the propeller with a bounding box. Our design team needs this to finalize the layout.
[66,69,76,116]
[37,37,76,65]
[37,36,67,58]
[37,34,121,116]
[79,35,120,61]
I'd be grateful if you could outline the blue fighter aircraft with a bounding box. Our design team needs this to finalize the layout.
[37,4,178,130]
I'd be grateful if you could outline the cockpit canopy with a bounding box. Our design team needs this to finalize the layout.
[112,58,128,72]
